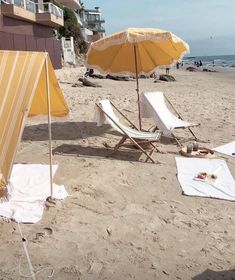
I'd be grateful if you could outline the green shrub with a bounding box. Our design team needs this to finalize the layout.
[59,7,88,54]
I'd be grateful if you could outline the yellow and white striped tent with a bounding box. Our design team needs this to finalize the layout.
[0,51,69,192]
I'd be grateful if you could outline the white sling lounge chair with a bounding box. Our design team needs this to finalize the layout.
[95,100,162,163]
[140,91,200,146]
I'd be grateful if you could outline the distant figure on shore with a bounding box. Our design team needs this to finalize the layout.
[176,62,180,69]
[166,67,170,74]
[181,61,184,68]
[199,60,203,70]
[194,60,203,69]
[194,60,202,67]
[84,68,94,77]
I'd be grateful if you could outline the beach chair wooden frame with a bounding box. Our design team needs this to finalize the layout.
[96,102,162,163]
[148,93,200,147]
[165,94,199,139]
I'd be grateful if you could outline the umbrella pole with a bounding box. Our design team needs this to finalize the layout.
[134,43,141,130]
[45,53,53,199]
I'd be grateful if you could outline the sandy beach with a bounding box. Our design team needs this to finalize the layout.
[0,66,235,279]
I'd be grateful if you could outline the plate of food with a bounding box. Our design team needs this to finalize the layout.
[194,172,218,183]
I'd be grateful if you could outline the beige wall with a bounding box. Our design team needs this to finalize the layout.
[0,4,63,33]
[0,13,53,37]
[0,9,62,69]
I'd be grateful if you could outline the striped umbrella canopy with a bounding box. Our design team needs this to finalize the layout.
[86,28,189,128]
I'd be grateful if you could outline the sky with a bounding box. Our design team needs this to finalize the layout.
[83,0,235,56]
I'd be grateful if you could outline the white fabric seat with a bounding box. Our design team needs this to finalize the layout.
[140,91,198,136]
[213,141,235,158]
[94,99,161,141]
[94,99,162,163]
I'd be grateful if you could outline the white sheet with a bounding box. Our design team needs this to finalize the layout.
[175,157,235,201]
[0,164,68,223]
[213,141,235,158]
[140,92,194,136]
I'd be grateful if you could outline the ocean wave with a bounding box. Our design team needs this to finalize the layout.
[184,54,235,68]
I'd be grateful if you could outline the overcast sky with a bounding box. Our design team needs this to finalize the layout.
[84,0,235,56]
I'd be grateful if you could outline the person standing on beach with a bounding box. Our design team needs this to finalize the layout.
[199,60,203,70]
[166,67,170,74]
[84,68,94,77]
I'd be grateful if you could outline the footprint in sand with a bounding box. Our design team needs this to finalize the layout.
[35,227,53,241]
[55,266,82,280]
[43,227,53,236]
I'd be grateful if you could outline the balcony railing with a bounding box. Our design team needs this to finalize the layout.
[55,0,81,10]
[36,2,63,19]
[2,0,36,12]
[91,26,105,33]
[86,18,105,24]
[83,22,105,33]
[1,0,63,19]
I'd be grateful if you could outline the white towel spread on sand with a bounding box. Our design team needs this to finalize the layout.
[140,92,194,136]
[175,157,235,201]
[0,164,68,223]
[213,141,235,158]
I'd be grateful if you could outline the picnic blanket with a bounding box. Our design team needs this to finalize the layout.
[0,164,68,223]
[213,141,235,158]
[175,157,235,201]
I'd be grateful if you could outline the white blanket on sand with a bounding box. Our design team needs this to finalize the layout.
[175,157,235,201]
[213,141,235,158]
[0,164,68,223]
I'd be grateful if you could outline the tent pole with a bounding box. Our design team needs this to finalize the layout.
[134,43,141,130]
[45,53,53,199]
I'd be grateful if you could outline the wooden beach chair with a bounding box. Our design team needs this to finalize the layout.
[140,91,200,146]
[95,100,162,163]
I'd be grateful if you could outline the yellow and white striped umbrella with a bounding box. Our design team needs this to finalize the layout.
[86,28,189,128]
[86,28,189,76]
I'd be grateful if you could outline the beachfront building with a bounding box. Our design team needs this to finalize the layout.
[79,6,105,42]
[0,0,81,68]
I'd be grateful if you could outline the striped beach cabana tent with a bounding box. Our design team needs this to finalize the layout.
[0,51,69,197]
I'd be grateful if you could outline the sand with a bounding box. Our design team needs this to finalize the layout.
[0,66,235,279]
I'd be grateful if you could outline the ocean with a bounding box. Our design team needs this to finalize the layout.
[183,54,235,68]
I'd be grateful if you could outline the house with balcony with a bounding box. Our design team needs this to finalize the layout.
[79,6,105,42]
[0,0,81,68]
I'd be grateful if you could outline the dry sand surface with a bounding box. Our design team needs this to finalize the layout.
[0,66,235,279]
